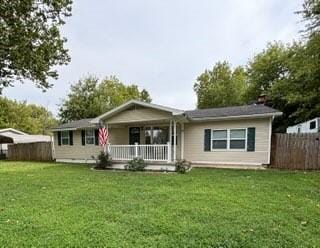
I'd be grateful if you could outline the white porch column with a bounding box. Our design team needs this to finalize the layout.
[180,123,184,160]
[105,122,110,154]
[169,120,172,161]
[167,142,171,163]
[173,120,177,162]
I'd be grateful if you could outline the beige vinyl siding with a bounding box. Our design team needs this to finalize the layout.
[109,127,128,144]
[54,130,101,160]
[54,128,128,160]
[183,117,272,165]
[106,107,171,124]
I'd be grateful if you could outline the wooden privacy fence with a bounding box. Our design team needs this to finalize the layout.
[8,142,53,161]
[270,133,320,170]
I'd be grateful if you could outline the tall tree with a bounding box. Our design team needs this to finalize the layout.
[271,37,320,128]
[244,42,289,102]
[194,61,247,109]
[58,75,100,123]
[59,76,152,122]
[0,97,57,134]
[0,0,72,93]
[244,39,320,132]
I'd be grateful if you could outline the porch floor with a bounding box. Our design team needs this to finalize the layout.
[110,163,176,171]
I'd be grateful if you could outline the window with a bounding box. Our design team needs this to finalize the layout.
[153,127,168,144]
[211,129,247,150]
[230,129,246,149]
[61,131,69,145]
[310,121,316,130]
[85,129,95,145]
[212,130,227,149]
[144,126,169,144]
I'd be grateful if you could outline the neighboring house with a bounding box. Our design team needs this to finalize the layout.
[0,128,51,158]
[51,100,282,167]
[287,118,320,134]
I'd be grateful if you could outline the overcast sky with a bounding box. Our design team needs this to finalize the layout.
[4,0,303,116]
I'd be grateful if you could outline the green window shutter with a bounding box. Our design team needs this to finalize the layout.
[95,129,99,146]
[57,132,61,146]
[69,131,73,146]
[247,127,255,151]
[204,129,211,151]
[81,130,85,146]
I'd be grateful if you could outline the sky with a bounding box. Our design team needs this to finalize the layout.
[4,0,304,116]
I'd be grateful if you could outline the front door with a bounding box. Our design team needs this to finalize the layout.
[129,127,140,144]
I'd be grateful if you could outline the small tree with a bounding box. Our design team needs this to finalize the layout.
[93,151,112,170]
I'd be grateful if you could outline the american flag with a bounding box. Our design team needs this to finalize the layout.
[99,126,109,147]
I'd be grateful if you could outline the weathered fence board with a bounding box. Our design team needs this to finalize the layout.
[270,133,320,170]
[8,142,53,161]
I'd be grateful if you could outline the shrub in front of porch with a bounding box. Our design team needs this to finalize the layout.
[125,158,146,171]
[175,159,191,174]
[93,151,113,170]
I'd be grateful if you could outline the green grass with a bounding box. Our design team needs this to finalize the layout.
[0,162,319,247]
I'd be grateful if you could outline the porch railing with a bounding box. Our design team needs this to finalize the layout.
[109,143,171,162]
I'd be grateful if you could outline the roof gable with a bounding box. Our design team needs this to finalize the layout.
[106,106,172,124]
[91,100,184,123]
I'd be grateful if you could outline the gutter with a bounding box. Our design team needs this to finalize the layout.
[187,112,282,122]
[49,128,78,132]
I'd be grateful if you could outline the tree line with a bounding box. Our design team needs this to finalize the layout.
[194,0,320,132]
[0,97,57,134]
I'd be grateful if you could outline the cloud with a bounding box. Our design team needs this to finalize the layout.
[3,0,303,116]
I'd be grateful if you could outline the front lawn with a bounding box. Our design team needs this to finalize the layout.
[0,162,319,247]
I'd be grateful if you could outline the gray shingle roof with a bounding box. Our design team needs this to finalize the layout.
[51,118,97,130]
[51,104,281,130]
[185,104,281,119]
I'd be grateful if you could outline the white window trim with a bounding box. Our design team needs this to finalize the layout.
[85,129,95,145]
[61,131,70,146]
[211,128,247,152]
[229,128,247,151]
[211,129,228,151]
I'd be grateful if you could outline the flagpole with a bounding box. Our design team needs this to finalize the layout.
[98,121,109,155]
[106,123,109,154]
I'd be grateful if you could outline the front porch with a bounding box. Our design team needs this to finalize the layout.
[106,120,183,163]
[89,100,186,164]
